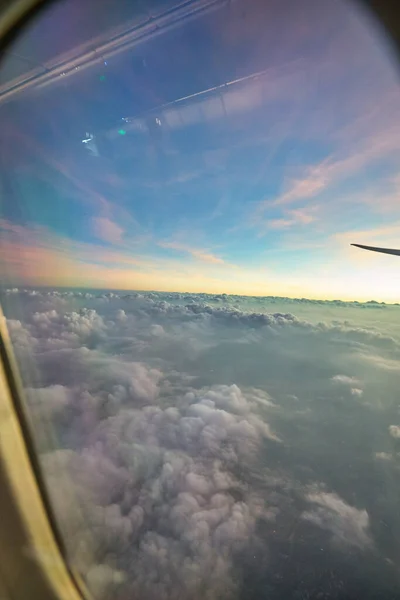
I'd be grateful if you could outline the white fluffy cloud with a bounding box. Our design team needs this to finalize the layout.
[331,375,361,386]
[302,491,372,550]
[41,383,280,599]
[375,452,392,461]
[331,375,364,398]
[389,425,400,439]
[3,288,393,599]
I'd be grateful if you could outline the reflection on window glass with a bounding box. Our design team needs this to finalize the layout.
[1,0,400,598]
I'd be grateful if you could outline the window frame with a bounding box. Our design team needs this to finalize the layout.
[0,303,88,599]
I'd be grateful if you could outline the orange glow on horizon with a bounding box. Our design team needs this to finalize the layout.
[2,236,400,303]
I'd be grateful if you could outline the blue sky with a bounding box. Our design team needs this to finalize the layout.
[2,0,400,300]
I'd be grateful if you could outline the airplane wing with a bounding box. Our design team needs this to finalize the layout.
[351,243,400,256]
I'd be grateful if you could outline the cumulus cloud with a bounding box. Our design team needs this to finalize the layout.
[351,388,363,397]
[4,288,392,309]
[331,375,364,398]
[2,291,286,598]
[40,383,279,600]
[6,318,36,351]
[302,491,372,550]
[375,452,392,461]
[331,375,361,386]
[389,425,400,439]
[2,288,396,599]
[86,565,126,599]
[25,384,71,419]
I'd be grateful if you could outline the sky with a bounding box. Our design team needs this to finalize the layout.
[2,0,400,300]
[5,287,400,599]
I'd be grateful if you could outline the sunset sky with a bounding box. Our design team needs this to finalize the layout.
[2,0,400,300]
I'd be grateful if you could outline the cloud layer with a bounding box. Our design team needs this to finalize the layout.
[3,288,400,599]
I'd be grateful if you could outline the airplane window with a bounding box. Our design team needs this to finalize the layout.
[2,0,400,598]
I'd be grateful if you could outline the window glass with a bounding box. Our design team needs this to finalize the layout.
[1,1,400,599]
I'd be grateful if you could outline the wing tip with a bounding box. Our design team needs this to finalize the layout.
[350,243,400,256]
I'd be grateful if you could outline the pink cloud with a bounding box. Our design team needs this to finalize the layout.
[275,166,329,206]
[92,217,124,244]
[158,241,225,265]
[258,207,319,233]
[0,219,233,291]
[252,89,400,215]
[289,208,318,225]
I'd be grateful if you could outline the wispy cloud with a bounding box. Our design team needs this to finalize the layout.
[0,219,149,286]
[92,217,124,245]
[260,207,319,232]
[274,165,329,207]
[0,218,322,297]
[5,126,141,238]
[0,219,236,292]
[246,82,400,222]
[158,241,226,265]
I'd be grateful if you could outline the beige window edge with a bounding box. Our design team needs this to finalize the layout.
[0,2,91,597]
[0,299,88,599]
